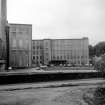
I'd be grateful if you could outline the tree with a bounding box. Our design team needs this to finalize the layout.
[94,42,105,57]
[94,55,105,73]
[89,45,95,58]
[89,42,105,68]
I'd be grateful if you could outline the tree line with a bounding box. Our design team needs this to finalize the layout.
[89,41,105,72]
[89,41,105,58]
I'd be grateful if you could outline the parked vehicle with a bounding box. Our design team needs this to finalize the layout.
[35,67,40,70]
[40,65,47,69]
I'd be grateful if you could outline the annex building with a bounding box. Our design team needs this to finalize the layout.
[9,24,32,68]
[32,37,89,66]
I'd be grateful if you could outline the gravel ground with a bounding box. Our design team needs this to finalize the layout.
[0,82,105,105]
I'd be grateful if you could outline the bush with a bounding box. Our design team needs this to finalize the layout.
[94,55,105,73]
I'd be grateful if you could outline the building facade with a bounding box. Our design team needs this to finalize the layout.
[32,38,89,66]
[9,24,32,68]
[32,40,44,66]
[0,0,7,70]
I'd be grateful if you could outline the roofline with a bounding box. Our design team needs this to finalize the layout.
[9,23,32,26]
[32,39,43,41]
[32,37,88,41]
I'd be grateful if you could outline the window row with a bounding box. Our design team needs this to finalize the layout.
[51,56,88,60]
[33,46,43,49]
[33,56,43,60]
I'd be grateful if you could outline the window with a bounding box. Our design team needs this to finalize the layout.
[45,42,48,46]
[46,48,48,50]
[67,55,69,59]
[57,56,59,60]
[46,58,48,61]
[19,31,23,34]
[37,51,39,55]
[53,56,55,60]
[64,56,66,59]
[33,51,35,55]
[12,32,16,37]
[19,39,23,48]
[60,56,62,60]
[12,39,16,48]
[25,39,29,49]
[37,56,39,60]
[33,46,35,49]
[33,56,35,60]
[40,56,42,59]
[45,53,48,56]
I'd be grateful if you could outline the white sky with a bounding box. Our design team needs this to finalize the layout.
[7,0,105,45]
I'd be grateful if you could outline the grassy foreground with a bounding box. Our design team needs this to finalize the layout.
[0,82,104,105]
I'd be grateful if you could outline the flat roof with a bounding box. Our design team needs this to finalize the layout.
[32,37,88,41]
[32,40,43,41]
[9,23,32,26]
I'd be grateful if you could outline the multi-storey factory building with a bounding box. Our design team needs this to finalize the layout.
[32,37,89,66]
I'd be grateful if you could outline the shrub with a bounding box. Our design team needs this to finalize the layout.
[94,55,105,73]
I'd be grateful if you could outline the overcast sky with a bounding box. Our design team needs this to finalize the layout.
[7,0,105,45]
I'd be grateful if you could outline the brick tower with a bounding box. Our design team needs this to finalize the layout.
[0,0,7,71]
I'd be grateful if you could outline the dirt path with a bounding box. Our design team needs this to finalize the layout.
[0,83,104,105]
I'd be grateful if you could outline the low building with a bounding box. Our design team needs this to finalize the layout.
[32,37,89,66]
[9,23,32,68]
